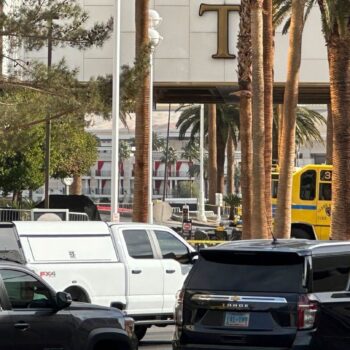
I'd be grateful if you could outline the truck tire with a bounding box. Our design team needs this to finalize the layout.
[65,287,90,303]
[134,325,148,341]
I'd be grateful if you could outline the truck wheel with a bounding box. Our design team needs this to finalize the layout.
[134,325,148,341]
[64,287,90,303]
[291,228,313,240]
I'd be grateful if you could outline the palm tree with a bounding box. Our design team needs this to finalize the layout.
[251,0,268,238]
[208,104,217,206]
[274,0,350,239]
[263,0,274,231]
[224,193,242,220]
[176,104,239,195]
[153,132,166,151]
[237,0,253,239]
[274,0,307,238]
[272,106,327,161]
[226,130,235,194]
[326,103,333,164]
[133,0,150,223]
[317,1,350,240]
[181,141,200,198]
[161,147,178,175]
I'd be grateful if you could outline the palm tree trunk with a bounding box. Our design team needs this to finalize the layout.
[263,0,274,232]
[208,104,217,205]
[328,36,350,240]
[277,104,283,162]
[274,0,306,238]
[71,175,82,195]
[326,103,333,165]
[226,131,235,194]
[251,0,268,239]
[132,0,150,223]
[216,115,226,194]
[0,1,3,77]
[237,0,253,238]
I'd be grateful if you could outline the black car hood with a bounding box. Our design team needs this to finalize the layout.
[68,301,123,315]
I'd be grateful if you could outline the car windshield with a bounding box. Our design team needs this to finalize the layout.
[187,250,305,293]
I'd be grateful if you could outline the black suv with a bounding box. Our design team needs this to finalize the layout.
[173,240,350,350]
[0,259,136,350]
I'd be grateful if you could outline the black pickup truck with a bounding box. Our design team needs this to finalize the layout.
[174,239,350,350]
[0,259,136,350]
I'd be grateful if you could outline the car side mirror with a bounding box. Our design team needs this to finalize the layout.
[55,291,72,310]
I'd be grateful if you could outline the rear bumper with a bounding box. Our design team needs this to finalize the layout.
[173,329,315,350]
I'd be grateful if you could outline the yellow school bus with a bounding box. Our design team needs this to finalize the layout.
[272,164,332,240]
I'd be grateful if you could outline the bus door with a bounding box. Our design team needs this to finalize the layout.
[316,169,332,239]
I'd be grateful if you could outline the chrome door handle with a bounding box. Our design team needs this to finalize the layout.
[132,269,142,274]
[14,322,30,331]
[166,269,176,274]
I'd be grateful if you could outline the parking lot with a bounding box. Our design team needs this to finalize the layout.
[139,326,174,350]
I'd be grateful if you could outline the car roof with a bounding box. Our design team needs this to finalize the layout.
[205,239,350,256]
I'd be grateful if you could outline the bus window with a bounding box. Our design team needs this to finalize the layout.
[319,183,332,201]
[300,170,316,201]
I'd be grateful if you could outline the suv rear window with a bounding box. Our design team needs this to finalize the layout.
[187,250,305,293]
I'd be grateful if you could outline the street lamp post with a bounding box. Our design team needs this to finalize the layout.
[111,0,121,222]
[197,104,207,222]
[148,10,162,224]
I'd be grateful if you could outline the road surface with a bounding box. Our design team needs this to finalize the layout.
[139,326,174,350]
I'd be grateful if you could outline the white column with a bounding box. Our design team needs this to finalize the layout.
[111,0,121,222]
[148,51,154,224]
[197,104,207,222]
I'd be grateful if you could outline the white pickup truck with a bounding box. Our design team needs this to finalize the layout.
[0,221,196,340]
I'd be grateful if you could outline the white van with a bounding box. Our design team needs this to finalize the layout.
[0,221,196,340]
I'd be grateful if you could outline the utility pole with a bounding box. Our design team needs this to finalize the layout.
[44,18,53,208]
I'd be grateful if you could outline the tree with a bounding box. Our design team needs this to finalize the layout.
[153,132,166,151]
[0,0,113,197]
[133,0,151,223]
[176,104,239,195]
[263,0,274,231]
[224,193,242,220]
[208,104,217,205]
[182,140,200,198]
[274,0,307,238]
[237,0,253,238]
[251,0,268,238]
[272,106,327,161]
[161,147,178,170]
[316,0,350,240]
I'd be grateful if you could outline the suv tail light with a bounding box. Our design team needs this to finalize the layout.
[174,289,185,326]
[297,294,318,329]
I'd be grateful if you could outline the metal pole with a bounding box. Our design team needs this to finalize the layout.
[44,19,53,209]
[162,104,171,201]
[197,104,207,222]
[148,50,154,224]
[111,0,121,222]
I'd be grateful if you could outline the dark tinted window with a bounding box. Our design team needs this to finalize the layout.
[187,251,304,293]
[155,230,190,263]
[300,170,316,200]
[312,255,350,292]
[123,230,154,259]
[319,183,332,201]
[0,269,53,309]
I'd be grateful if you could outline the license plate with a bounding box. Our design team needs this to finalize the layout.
[225,312,250,328]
